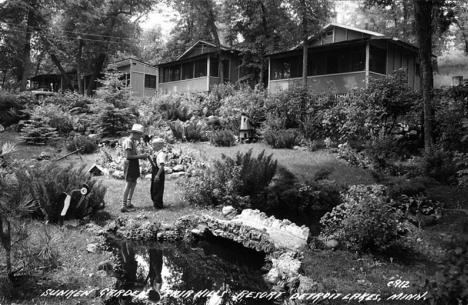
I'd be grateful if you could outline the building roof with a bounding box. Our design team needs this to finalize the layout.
[291,23,385,50]
[176,40,238,61]
[109,58,156,68]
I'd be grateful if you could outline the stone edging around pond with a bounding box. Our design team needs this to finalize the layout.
[82,209,320,300]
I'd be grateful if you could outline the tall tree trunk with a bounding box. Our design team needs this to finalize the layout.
[50,54,74,91]
[0,217,12,276]
[21,5,36,91]
[301,0,308,88]
[2,70,7,87]
[86,53,107,96]
[77,37,83,94]
[207,5,223,85]
[402,0,408,42]
[414,0,434,152]
[259,0,269,87]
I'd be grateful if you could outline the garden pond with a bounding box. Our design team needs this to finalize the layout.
[104,234,282,305]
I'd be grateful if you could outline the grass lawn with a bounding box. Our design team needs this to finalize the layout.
[1,131,467,305]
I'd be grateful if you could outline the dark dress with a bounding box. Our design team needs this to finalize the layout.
[150,155,165,209]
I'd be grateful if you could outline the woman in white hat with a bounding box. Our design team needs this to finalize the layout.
[121,124,148,212]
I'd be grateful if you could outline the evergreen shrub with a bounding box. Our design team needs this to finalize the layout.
[210,129,236,147]
[263,129,299,149]
[183,149,277,209]
[19,119,60,145]
[14,163,106,223]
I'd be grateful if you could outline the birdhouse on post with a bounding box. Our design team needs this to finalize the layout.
[239,113,253,141]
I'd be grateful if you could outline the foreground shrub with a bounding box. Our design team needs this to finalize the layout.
[320,184,405,253]
[210,129,236,147]
[419,239,468,305]
[263,129,299,149]
[183,149,277,209]
[14,163,106,223]
[65,136,98,154]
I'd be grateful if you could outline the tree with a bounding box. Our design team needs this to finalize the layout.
[0,143,32,285]
[226,0,296,86]
[167,0,225,83]
[285,0,333,87]
[365,0,452,152]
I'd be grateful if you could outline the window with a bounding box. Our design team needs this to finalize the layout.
[159,68,164,83]
[194,59,207,77]
[271,57,290,80]
[170,65,180,82]
[210,57,219,77]
[369,45,387,74]
[182,62,194,80]
[145,74,156,88]
[222,59,229,81]
[326,30,333,37]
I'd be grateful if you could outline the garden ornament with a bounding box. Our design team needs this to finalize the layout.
[59,183,91,226]
[239,113,257,143]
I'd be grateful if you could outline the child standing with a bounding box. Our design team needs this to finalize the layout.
[149,138,166,210]
[121,124,148,213]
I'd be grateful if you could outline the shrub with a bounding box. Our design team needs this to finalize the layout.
[182,149,277,209]
[263,129,299,149]
[320,184,405,253]
[184,121,206,142]
[363,130,403,171]
[210,129,236,147]
[65,136,98,154]
[93,105,135,136]
[418,148,458,183]
[14,163,106,223]
[19,118,60,145]
[27,104,74,135]
[337,142,370,168]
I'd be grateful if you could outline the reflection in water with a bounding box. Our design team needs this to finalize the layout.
[105,237,280,305]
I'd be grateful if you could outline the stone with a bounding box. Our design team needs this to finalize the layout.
[169,172,186,179]
[85,223,106,235]
[232,209,310,252]
[222,206,238,220]
[273,253,302,278]
[97,260,113,272]
[324,239,339,249]
[112,170,124,179]
[264,268,280,284]
[172,164,185,172]
[88,134,102,140]
[86,243,99,253]
[64,219,80,228]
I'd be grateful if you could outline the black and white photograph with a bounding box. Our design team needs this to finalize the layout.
[1,0,468,304]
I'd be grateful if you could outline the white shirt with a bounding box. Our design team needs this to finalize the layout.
[155,151,166,166]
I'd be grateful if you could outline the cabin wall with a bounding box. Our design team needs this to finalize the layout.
[269,72,367,94]
[158,77,208,93]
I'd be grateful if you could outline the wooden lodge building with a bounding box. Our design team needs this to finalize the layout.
[267,23,430,94]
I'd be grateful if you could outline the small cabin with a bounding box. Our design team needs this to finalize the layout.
[268,23,431,94]
[157,40,246,94]
[82,58,158,97]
